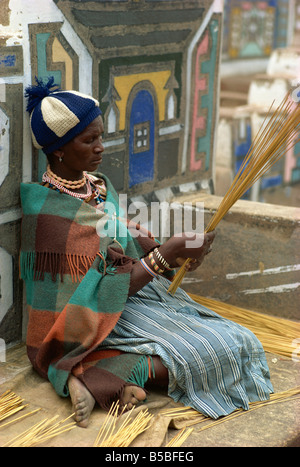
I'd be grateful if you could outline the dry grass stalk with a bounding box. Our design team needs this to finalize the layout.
[160,405,206,425]
[160,406,202,417]
[189,294,300,358]
[168,93,300,294]
[94,401,153,447]
[3,412,76,447]
[165,427,194,447]
[160,405,207,427]
[0,408,41,430]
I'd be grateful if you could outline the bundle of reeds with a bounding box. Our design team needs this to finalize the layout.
[0,390,27,423]
[0,390,43,432]
[3,413,76,447]
[168,93,300,294]
[189,294,300,358]
[94,401,153,447]
[160,405,206,425]
[161,386,300,431]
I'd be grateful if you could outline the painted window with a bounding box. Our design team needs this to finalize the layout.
[134,121,150,153]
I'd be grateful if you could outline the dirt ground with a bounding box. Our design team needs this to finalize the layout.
[0,343,299,448]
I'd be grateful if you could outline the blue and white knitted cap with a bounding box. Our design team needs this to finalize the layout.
[25,77,102,154]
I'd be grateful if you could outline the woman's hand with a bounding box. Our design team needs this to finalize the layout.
[129,231,216,296]
[158,231,216,271]
[175,255,210,272]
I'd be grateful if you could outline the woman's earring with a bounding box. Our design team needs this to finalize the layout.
[59,156,63,162]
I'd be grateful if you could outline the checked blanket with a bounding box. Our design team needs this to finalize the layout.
[20,175,168,410]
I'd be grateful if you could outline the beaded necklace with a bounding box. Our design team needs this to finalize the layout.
[42,171,106,205]
[46,165,87,189]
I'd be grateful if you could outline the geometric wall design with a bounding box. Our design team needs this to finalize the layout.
[54,0,222,196]
[223,0,291,59]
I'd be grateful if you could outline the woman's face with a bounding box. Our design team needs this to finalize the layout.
[57,116,105,173]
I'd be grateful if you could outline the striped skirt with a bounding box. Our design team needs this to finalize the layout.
[101,276,273,418]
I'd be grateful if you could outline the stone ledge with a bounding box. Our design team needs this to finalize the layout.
[173,192,300,222]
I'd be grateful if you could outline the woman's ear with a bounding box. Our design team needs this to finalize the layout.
[52,148,64,163]
[52,148,64,160]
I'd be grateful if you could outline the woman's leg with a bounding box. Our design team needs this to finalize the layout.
[146,355,169,389]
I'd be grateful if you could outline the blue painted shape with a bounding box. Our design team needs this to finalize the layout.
[235,157,247,175]
[268,0,277,7]
[234,125,252,159]
[234,124,252,199]
[0,54,16,67]
[129,90,155,187]
[260,175,282,190]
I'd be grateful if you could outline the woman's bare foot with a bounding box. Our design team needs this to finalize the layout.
[68,375,95,428]
[120,386,146,411]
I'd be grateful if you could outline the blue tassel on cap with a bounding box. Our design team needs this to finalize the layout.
[25,76,60,113]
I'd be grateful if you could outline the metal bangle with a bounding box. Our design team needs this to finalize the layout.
[154,247,173,271]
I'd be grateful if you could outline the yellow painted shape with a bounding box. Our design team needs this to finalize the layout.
[52,37,73,90]
[228,48,239,58]
[114,70,171,130]
[264,46,272,56]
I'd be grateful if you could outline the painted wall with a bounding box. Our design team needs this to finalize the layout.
[215,47,300,202]
[215,0,300,202]
[0,0,223,346]
[223,0,292,60]
[53,0,223,197]
[221,0,298,77]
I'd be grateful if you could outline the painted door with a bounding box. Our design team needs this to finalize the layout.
[129,90,155,187]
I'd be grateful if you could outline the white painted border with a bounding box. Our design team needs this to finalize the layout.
[226,264,300,280]
[242,282,300,295]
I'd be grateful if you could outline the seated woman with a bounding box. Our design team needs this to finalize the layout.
[20,77,273,428]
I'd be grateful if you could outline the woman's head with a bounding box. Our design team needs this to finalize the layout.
[51,115,105,174]
[25,77,102,156]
